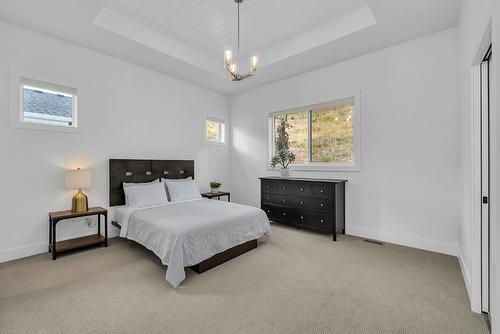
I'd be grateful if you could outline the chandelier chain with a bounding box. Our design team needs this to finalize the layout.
[237,2,240,74]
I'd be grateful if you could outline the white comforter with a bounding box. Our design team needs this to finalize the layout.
[117,199,271,287]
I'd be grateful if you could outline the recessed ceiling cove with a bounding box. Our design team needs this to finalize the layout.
[0,0,460,94]
[94,0,377,78]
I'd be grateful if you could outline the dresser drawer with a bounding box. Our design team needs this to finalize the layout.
[294,210,333,232]
[312,183,334,198]
[262,193,292,205]
[291,182,312,196]
[291,197,333,213]
[262,204,292,223]
[276,182,313,196]
[262,180,275,193]
[275,182,293,194]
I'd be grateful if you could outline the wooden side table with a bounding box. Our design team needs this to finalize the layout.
[201,191,230,202]
[48,207,108,260]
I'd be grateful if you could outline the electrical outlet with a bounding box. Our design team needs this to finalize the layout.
[86,217,96,228]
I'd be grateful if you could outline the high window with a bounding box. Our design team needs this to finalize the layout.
[21,78,77,128]
[205,117,226,144]
[269,96,360,171]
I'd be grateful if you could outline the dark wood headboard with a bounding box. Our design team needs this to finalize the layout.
[109,159,195,207]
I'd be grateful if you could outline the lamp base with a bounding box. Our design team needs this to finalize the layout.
[71,189,88,213]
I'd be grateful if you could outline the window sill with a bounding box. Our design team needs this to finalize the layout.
[266,164,360,172]
[204,141,227,147]
[9,120,84,134]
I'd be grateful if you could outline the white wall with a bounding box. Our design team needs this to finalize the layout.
[229,28,460,256]
[0,20,230,262]
[458,0,500,329]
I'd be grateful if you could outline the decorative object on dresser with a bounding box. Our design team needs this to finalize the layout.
[270,117,295,177]
[260,177,346,241]
[48,207,108,260]
[209,181,222,193]
[65,167,91,213]
[201,191,231,202]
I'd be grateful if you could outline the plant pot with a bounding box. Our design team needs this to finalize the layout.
[279,168,290,177]
[211,188,220,193]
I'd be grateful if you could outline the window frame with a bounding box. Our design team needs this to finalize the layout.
[9,68,83,134]
[268,93,361,172]
[204,116,226,145]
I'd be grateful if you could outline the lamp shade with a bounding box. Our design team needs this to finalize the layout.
[65,168,91,189]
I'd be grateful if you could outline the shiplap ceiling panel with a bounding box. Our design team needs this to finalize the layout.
[106,0,368,59]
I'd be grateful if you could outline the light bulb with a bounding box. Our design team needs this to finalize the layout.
[229,63,237,74]
[224,46,233,67]
[250,54,259,73]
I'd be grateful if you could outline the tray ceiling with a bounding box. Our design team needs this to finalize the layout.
[0,0,460,94]
[94,0,377,77]
[104,0,370,59]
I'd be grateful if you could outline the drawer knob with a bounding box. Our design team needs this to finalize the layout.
[267,196,270,200]
[267,185,271,188]
[300,188,304,191]
[300,216,304,219]
[282,186,286,190]
[300,201,304,204]
[320,203,324,207]
[320,190,324,193]
[267,210,270,213]
[320,219,324,223]
[283,199,286,202]
[283,212,286,216]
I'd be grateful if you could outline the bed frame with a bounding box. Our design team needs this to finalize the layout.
[109,159,258,275]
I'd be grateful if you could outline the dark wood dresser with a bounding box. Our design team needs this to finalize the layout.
[260,177,347,241]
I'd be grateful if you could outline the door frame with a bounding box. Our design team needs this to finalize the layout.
[469,21,492,314]
[480,45,492,314]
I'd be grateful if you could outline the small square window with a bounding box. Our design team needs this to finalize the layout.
[205,118,225,144]
[21,78,77,128]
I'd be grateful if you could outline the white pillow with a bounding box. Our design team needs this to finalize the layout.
[164,178,201,202]
[161,177,192,201]
[123,179,160,204]
[160,176,192,183]
[123,179,159,188]
[124,181,169,208]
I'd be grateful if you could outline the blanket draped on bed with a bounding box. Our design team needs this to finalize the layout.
[120,199,271,287]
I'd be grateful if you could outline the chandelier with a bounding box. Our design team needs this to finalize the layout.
[224,0,259,81]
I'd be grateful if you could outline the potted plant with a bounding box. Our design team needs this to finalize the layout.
[210,181,221,193]
[270,117,296,177]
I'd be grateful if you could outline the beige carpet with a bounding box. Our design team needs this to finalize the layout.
[0,224,488,334]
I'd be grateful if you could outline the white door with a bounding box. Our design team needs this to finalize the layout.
[480,45,492,314]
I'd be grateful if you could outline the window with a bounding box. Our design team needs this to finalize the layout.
[269,96,360,171]
[9,69,81,133]
[20,78,77,128]
[205,117,225,144]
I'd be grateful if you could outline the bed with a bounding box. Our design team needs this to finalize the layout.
[109,159,271,287]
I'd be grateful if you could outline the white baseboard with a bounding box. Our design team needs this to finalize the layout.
[0,227,121,264]
[0,242,48,263]
[458,249,472,300]
[347,226,458,256]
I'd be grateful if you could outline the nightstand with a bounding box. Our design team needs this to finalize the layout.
[201,191,230,202]
[48,207,108,260]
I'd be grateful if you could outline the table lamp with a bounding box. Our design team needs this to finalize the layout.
[65,168,91,213]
